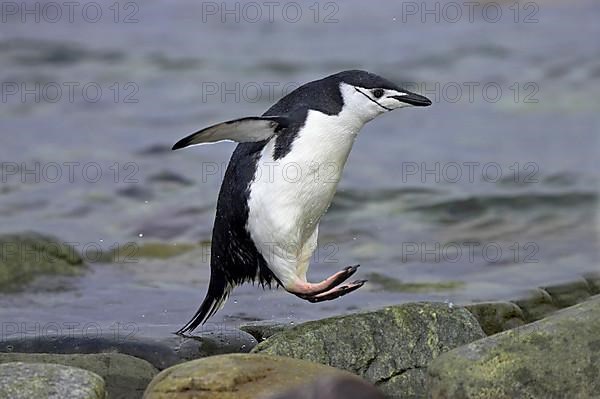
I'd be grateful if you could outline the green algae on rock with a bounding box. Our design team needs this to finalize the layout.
[0,232,85,291]
[252,302,485,399]
[143,353,364,399]
[0,353,157,399]
[428,295,600,399]
[0,362,105,399]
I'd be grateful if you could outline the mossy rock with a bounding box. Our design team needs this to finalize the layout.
[143,353,364,399]
[0,362,105,399]
[0,353,157,399]
[252,302,485,399]
[428,295,600,398]
[0,232,85,291]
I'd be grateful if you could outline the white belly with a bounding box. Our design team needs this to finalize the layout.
[246,109,362,276]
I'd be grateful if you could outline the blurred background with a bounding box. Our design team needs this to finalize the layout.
[0,0,598,332]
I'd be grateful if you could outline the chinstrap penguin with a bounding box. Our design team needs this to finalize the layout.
[172,70,432,334]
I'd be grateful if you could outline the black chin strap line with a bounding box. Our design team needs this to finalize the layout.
[355,88,393,111]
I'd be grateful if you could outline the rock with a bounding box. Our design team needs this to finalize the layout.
[0,352,157,399]
[584,272,600,294]
[252,302,486,399]
[0,232,85,291]
[511,288,559,322]
[0,327,257,370]
[239,320,293,342]
[541,278,592,308]
[464,302,526,335]
[0,361,105,399]
[265,375,387,399]
[427,295,600,399]
[143,353,364,399]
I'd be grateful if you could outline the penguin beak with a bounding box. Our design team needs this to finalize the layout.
[390,91,432,107]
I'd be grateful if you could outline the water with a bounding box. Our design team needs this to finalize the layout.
[0,0,598,330]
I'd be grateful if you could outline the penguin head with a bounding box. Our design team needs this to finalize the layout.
[332,70,432,123]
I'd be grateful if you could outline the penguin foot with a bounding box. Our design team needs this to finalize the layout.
[305,279,367,303]
[291,265,360,299]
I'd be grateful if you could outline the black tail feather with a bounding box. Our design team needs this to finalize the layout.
[176,274,229,335]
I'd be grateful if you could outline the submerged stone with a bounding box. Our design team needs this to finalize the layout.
[0,232,85,291]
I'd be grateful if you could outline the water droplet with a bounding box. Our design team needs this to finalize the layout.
[99,239,104,243]
[233,299,238,304]
[289,321,295,326]
[138,233,144,238]
[144,200,149,204]
[141,314,145,318]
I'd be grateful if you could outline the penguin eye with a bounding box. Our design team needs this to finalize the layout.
[372,88,384,98]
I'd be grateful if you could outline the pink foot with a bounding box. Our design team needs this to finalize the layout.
[305,279,367,303]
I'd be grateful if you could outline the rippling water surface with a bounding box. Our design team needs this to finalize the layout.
[0,0,598,329]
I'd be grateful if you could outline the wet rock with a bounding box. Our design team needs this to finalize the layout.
[143,353,364,399]
[0,352,157,399]
[0,232,85,291]
[265,375,387,399]
[428,295,600,398]
[584,272,600,294]
[0,361,105,399]
[511,288,559,322]
[542,278,592,308]
[252,302,486,399]
[239,320,293,342]
[464,302,526,335]
[0,327,257,370]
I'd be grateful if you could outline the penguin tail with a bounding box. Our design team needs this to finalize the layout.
[176,274,230,335]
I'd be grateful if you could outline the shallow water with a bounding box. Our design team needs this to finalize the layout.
[0,0,598,330]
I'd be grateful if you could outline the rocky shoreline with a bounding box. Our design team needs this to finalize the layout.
[1,233,599,398]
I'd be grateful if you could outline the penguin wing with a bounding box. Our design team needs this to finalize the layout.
[172,116,289,150]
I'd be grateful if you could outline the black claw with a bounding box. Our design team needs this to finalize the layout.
[352,279,368,285]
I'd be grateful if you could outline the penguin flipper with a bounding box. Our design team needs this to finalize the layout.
[172,116,289,150]
[176,273,231,334]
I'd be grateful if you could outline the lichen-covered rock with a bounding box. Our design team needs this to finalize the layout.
[252,302,485,399]
[464,302,526,335]
[0,232,85,290]
[0,353,157,399]
[143,354,363,399]
[0,362,105,399]
[428,295,600,399]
